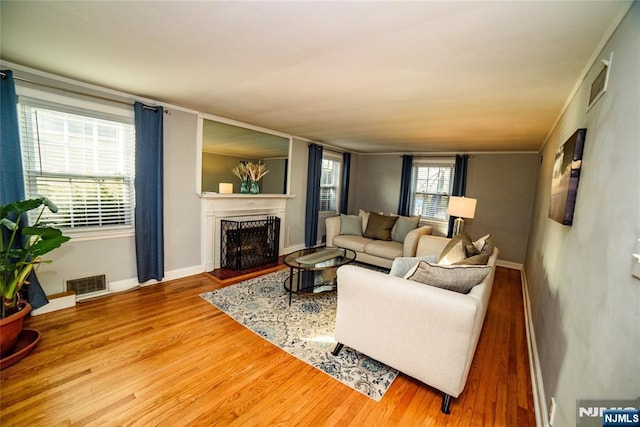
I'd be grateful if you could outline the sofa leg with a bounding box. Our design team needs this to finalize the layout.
[441,393,452,414]
[331,343,344,356]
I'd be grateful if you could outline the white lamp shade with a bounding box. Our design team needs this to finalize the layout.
[219,183,233,194]
[448,196,477,219]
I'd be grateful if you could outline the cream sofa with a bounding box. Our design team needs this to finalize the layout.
[325,215,432,269]
[332,234,499,414]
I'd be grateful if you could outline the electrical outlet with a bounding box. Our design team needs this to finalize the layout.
[549,397,557,426]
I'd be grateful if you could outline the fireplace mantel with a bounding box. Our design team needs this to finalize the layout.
[200,193,294,271]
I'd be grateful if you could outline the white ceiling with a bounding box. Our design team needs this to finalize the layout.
[0,1,630,153]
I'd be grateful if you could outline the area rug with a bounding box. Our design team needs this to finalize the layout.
[199,269,398,401]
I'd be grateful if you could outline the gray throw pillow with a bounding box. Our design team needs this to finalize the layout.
[406,261,492,294]
[389,255,438,277]
[339,214,363,236]
[363,212,398,241]
[391,215,420,243]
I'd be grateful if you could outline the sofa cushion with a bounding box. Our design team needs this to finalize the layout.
[437,232,472,265]
[333,235,372,253]
[389,254,438,277]
[406,261,492,294]
[364,212,398,241]
[364,239,403,260]
[340,214,363,236]
[391,215,420,243]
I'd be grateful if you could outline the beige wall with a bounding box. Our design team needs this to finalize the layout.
[524,4,639,426]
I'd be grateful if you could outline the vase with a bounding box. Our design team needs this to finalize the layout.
[250,180,260,194]
[240,179,249,194]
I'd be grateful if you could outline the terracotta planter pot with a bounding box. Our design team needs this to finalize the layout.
[0,303,32,356]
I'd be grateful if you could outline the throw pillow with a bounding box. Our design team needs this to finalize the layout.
[340,214,363,236]
[358,209,370,234]
[437,232,472,265]
[438,240,467,265]
[406,261,492,294]
[391,215,420,243]
[455,235,495,265]
[389,254,438,278]
[472,234,491,252]
[363,212,398,241]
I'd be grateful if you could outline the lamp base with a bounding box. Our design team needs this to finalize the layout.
[453,217,465,236]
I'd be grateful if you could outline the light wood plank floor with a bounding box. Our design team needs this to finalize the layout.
[1,266,535,426]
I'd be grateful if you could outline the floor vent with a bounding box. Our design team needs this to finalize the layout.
[66,274,107,295]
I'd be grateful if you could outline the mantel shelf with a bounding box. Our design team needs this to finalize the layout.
[200,193,295,199]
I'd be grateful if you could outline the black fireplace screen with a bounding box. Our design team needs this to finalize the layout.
[221,216,281,270]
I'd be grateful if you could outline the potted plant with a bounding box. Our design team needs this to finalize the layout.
[0,197,70,357]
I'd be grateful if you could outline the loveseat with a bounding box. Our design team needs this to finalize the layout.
[325,211,432,269]
[332,233,498,413]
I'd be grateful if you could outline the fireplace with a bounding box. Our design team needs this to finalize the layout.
[220,216,281,270]
[201,194,291,271]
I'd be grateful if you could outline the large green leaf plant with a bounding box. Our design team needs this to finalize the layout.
[1,198,70,319]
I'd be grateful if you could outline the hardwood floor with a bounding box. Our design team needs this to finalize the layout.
[0,267,535,426]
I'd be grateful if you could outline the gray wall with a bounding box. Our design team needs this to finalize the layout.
[354,155,403,214]
[465,153,539,263]
[524,4,640,426]
[353,153,538,264]
[38,109,203,293]
[285,138,309,249]
[202,153,286,194]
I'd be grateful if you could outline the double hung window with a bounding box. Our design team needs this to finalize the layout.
[319,151,342,213]
[410,158,455,223]
[18,97,135,233]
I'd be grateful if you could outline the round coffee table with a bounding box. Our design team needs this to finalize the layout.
[283,247,356,305]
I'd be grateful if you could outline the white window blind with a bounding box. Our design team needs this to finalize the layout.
[410,159,455,222]
[320,152,341,213]
[18,100,135,230]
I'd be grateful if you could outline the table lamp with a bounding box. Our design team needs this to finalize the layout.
[448,196,477,236]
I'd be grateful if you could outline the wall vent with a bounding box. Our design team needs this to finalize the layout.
[66,274,107,295]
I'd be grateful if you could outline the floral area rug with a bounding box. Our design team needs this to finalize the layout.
[199,268,398,401]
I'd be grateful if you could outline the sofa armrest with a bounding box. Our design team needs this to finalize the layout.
[325,216,341,247]
[415,234,450,257]
[335,265,481,397]
[402,225,433,257]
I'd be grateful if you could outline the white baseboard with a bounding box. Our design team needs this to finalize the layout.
[521,267,549,427]
[497,259,523,270]
[37,264,206,312]
[110,264,205,291]
[32,292,76,316]
[282,243,306,254]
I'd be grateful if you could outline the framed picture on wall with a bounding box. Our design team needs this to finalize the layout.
[549,128,587,226]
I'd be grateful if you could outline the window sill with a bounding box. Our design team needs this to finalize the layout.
[64,226,135,242]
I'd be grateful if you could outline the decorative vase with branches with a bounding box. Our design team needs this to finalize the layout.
[232,161,269,194]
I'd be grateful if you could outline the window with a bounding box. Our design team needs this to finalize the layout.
[18,100,135,232]
[319,152,341,213]
[410,158,455,222]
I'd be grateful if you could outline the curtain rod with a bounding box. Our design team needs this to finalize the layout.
[0,70,166,113]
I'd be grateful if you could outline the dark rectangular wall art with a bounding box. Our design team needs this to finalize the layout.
[549,128,587,225]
